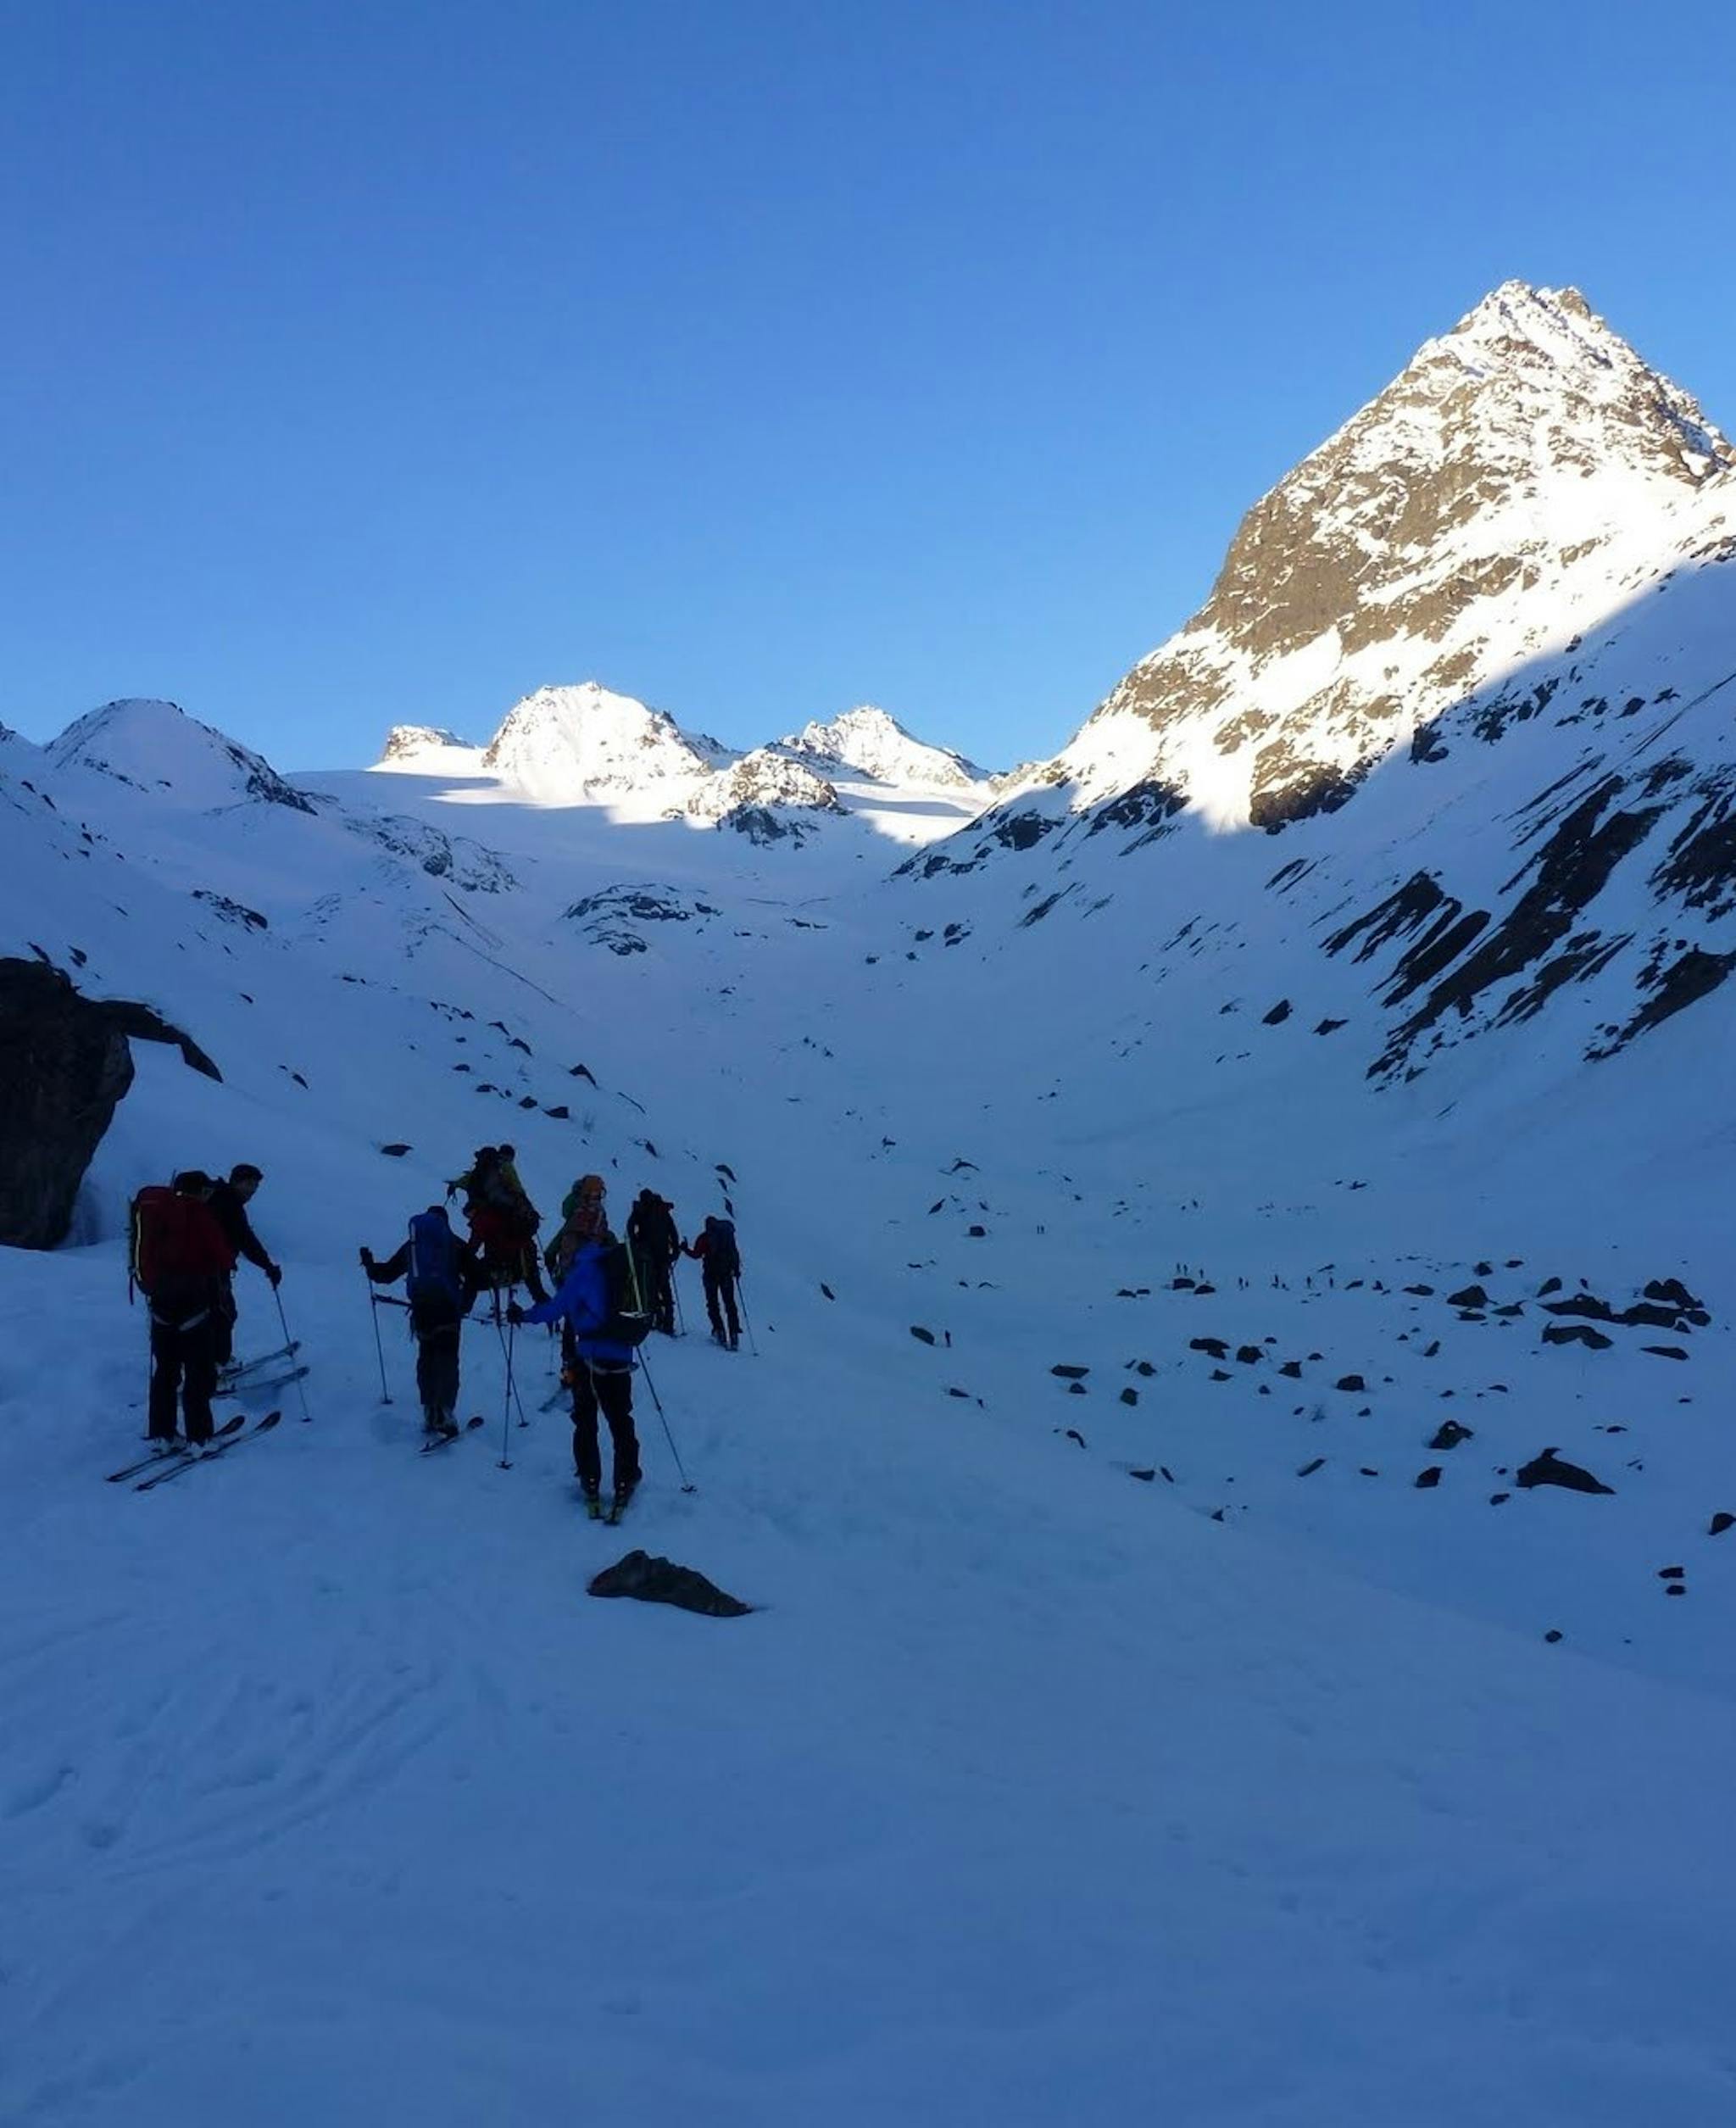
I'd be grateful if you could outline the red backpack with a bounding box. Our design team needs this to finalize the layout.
[130,1186,231,1312]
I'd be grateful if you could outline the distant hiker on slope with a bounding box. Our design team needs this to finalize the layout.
[509,1223,648,1518]
[362,1206,483,1438]
[685,1214,742,1351]
[449,1143,548,1302]
[626,1188,681,1335]
[130,1171,234,1453]
[206,1161,281,1366]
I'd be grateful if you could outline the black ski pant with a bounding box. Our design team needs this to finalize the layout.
[704,1271,740,1345]
[148,1311,219,1445]
[410,1295,462,1425]
[213,1276,238,1366]
[636,1251,676,1334]
[571,1359,639,1497]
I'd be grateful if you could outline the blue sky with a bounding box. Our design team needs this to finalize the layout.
[4,0,1733,771]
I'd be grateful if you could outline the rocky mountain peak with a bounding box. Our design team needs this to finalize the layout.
[378,724,473,763]
[1030,282,1733,830]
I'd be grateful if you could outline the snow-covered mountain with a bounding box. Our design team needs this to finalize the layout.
[361,678,989,852]
[478,681,728,804]
[776,705,988,789]
[49,697,319,813]
[908,281,1736,1099]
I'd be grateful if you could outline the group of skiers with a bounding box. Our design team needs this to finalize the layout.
[130,1143,747,1513]
[360,1155,744,1518]
[129,1166,283,1453]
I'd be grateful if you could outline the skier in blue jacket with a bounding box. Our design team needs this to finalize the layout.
[510,1239,642,1515]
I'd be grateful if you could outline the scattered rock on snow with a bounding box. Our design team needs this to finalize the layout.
[1516,1448,1615,1496]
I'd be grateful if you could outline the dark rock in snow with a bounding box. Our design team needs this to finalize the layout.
[1516,1448,1615,1496]
[1235,1345,1264,1365]
[1709,1512,1734,1537]
[1541,1323,1614,1350]
[1642,1345,1689,1361]
[820,1283,835,1301]
[910,1326,937,1345]
[1065,1428,1087,1447]
[1120,1386,1139,1407]
[1415,1467,1444,1489]
[1278,1360,1303,1379]
[1262,999,1293,1025]
[1644,1276,1702,1312]
[1210,1368,1232,1381]
[1190,1338,1229,1359]
[1544,1629,1563,1644]
[1128,1468,1155,1482]
[1429,1420,1473,1451]
[587,1550,752,1618]
[1447,1284,1490,1309]
[1051,1364,1090,1379]
[1336,1374,1366,1393]
[379,1143,411,1157]
[1066,1382,1087,1396]
[1297,1457,1326,1477]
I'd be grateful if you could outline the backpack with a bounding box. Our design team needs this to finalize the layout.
[594,1239,653,1347]
[406,1212,463,1305]
[705,1217,740,1280]
[130,1185,225,1317]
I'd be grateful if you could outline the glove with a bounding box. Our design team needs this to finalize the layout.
[359,1248,375,1272]
[266,1262,283,1288]
[506,1302,526,1328]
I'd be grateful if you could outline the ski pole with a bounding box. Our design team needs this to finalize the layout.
[735,1276,759,1358]
[274,1285,314,1423]
[671,1267,686,1337]
[363,1262,392,1403]
[498,1312,517,1470]
[492,1287,532,1428]
[634,1341,695,1494]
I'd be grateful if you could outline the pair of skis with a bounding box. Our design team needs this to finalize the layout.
[217,1342,308,1401]
[419,1415,485,1455]
[114,1410,284,1491]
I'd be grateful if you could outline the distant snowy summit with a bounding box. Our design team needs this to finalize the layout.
[367,680,996,846]
[774,706,987,790]
[47,699,317,814]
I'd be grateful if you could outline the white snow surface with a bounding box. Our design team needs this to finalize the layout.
[8,282,1736,2122]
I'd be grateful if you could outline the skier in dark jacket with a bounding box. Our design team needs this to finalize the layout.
[684,1215,741,1350]
[135,1171,234,1451]
[363,1206,484,1437]
[510,1240,642,1514]
[207,1162,281,1367]
[626,1189,681,1335]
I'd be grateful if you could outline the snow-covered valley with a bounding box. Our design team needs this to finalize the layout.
[6,281,1736,2125]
